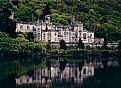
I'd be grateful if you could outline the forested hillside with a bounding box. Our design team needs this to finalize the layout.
[0,0,121,42]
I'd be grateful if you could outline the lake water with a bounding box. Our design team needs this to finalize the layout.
[0,56,121,88]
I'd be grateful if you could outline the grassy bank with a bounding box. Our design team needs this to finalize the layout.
[47,49,121,57]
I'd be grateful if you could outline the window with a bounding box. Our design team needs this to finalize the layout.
[69,32,71,35]
[79,28,82,31]
[37,34,40,38]
[33,26,36,31]
[48,33,50,40]
[48,33,50,37]
[38,28,40,30]
[66,38,68,40]
[27,26,29,29]
[47,33,50,37]
[66,32,68,35]
[43,33,45,36]
[64,32,66,35]
[37,33,40,36]
[20,79,22,82]
[69,39,71,42]
[20,25,23,29]
[90,34,92,38]
[80,33,81,36]
[88,34,92,38]
[83,33,86,39]
[43,33,45,40]
[38,28,40,32]
[43,36,45,40]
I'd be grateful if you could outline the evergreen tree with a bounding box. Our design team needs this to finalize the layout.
[77,38,84,49]
[43,3,51,16]
[60,39,67,50]
[102,38,108,50]
[26,32,34,42]
[118,41,121,51]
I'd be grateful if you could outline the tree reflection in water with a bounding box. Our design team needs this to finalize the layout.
[1,57,120,88]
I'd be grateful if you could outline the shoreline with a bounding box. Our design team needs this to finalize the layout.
[0,49,120,58]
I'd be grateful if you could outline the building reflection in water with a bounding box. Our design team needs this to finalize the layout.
[15,58,119,87]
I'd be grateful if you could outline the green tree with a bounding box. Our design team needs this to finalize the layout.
[0,4,16,38]
[41,3,51,20]
[16,34,29,54]
[0,32,17,54]
[77,38,84,49]
[16,6,37,22]
[60,39,67,50]
[118,41,121,51]
[26,32,34,42]
[43,3,51,16]
[33,40,46,54]
[1,1,121,42]
[46,40,51,52]
[102,38,108,50]
[32,43,42,55]
[51,13,70,25]
[16,33,45,55]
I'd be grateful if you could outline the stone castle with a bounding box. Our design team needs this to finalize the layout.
[16,15,104,47]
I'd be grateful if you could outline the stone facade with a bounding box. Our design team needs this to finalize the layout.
[16,15,95,45]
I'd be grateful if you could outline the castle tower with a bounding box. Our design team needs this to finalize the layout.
[35,18,42,40]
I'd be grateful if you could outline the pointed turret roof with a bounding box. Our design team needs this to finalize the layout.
[37,18,40,23]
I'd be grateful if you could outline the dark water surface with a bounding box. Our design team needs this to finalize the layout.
[0,56,121,88]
